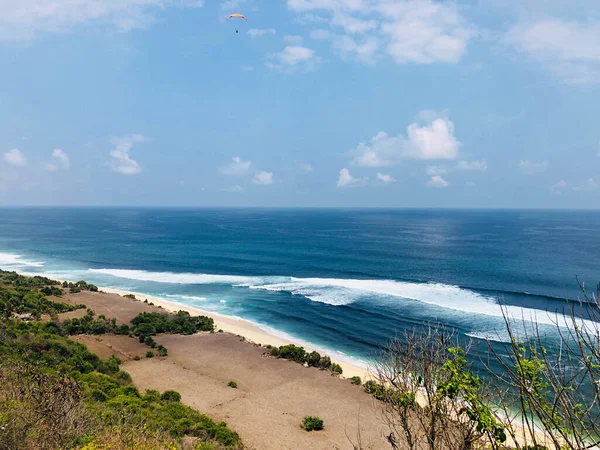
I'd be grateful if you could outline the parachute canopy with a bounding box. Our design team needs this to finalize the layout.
[227,14,247,21]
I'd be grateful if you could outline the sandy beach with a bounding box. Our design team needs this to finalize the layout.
[57,289,390,449]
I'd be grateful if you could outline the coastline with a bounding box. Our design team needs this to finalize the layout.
[99,286,372,381]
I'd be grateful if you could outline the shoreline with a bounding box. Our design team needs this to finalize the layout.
[99,286,372,381]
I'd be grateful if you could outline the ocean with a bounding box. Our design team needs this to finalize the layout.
[1,207,599,370]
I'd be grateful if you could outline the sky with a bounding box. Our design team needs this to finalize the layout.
[0,0,599,208]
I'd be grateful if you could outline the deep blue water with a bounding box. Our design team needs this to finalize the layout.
[1,207,599,367]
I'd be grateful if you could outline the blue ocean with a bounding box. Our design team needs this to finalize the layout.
[1,207,599,368]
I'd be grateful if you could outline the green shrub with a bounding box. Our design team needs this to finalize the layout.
[123,294,136,299]
[276,344,307,363]
[350,376,362,385]
[91,389,108,402]
[302,416,324,431]
[227,380,238,389]
[158,345,168,357]
[364,380,385,400]
[331,363,343,375]
[160,390,182,402]
[132,355,141,361]
[146,351,154,358]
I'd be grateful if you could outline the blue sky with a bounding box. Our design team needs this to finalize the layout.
[0,0,599,208]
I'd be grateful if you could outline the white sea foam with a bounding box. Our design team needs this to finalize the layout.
[88,268,266,285]
[165,294,207,301]
[181,295,207,301]
[0,253,45,268]
[85,267,597,329]
[465,331,513,343]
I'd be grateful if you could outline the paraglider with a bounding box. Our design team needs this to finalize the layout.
[227,14,247,34]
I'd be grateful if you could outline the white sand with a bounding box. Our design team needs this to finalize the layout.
[100,287,372,381]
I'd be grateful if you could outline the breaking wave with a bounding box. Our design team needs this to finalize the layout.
[83,267,594,328]
[0,253,45,268]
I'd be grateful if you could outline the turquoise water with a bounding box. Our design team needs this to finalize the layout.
[1,207,599,367]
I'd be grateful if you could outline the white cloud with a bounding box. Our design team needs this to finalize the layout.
[573,178,598,192]
[296,161,314,173]
[332,35,378,63]
[247,28,276,37]
[377,172,396,184]
[549,178,598,193]
[0,0,204,40]
[288,0,472,65]
[506,19,600,84]
[220,156,252,176]
[3,149,27,167]
[427,175,449,188]
[266,46,320,71]
[378,1,472,64]
[426,165,447,176]
[457,159,487,171]
[549,180,568,194]
[337,168,367,187]
[519,160,548,174]
[284,35,304,44]
[109,134,147,175]
[224,185,244,193]
[43,149,70,172]
[221,0,246,12]
[294,14,329,25]
[253,171,274,185]
[331,11,377,34]
[310,29,332,40]
[350,113,460,167]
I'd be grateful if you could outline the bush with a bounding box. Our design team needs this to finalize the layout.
[275,344,307,364]
[160,390,181,402]
[132,355,141,361]
[157,345,168,357]
[146,351,154,358]
[331,363,343,375]
[123,294,136,299]
[350,376,362,385]
[227,380,238,389]
[302,416,324,431]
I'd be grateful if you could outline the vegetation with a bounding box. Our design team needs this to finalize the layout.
[131,310,214,341]
[0,270,85,319]
[227,381,238,389]
[270,344,342,375]
[350,376,362,385]
[0,272,242,449]
[302,416,324,432]
[123,294,136,299]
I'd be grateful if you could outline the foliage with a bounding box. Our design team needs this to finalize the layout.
[372,325,505,450]
[485,279,600,450]
[123,294,136,299]
[270,344,342,374]
[227,381,238,389]
[350,376,362,385]
[62,309,118,335]
[302,416,324,431]
[146,351,154,358]
[130,311,214,341]
[331,363,343,375]
[0,270,84,318]
[160,390,182,402]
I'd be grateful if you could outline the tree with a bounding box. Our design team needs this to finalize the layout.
[372,325,505,450]
[486,279,600,450]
